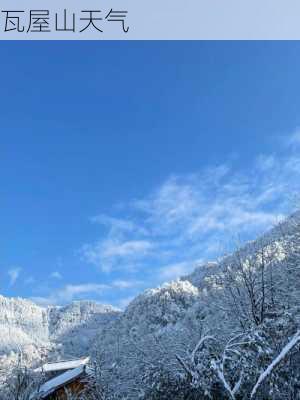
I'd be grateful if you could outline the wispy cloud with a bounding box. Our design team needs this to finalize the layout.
[25,131,300,307]
[81,239,153,272]
[159,259,203,282]
[56,283,109,302]
[80,130,300,288]
[8,267,22,286]
[31,278,143,306]
[50,271,62,280]
[32,283,110,305]
[286,128,300,148]
[111,279,143,289]
[90,215,148,236]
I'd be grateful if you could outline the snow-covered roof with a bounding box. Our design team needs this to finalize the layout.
[35,357,90,373]
[33,365,88,398]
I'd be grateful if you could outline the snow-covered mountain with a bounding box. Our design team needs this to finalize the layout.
[0,295,49,356]
[0,296,120,365]
[1,212,298,361]
[48,301,120,356]
[184,211,300,289]
[1,211,299,399]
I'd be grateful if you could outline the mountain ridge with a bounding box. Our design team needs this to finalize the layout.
[0,295,120,367]
[1,211,299,373]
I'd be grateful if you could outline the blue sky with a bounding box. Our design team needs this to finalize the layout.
[1,41,300,308]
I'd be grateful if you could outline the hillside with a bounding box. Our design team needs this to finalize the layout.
[0,296,120,367]
[89,211,300,399]
[0,212,300,399]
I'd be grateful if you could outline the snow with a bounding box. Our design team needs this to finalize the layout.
[1,211,300,400]
[35,357,90,373]
[250,330,300,398]
[0,295,49,355]
[211,360,236,400]
[191,335,216,365]
[0,298,120,361]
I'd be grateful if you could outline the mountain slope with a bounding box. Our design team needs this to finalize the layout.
[0,296,120,365]
[0,295,49,355]
[1,211,300,399]
[87,212,300,398]
[48,301,120,356]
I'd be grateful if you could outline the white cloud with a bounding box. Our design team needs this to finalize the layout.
[8,267,22,286]
[159,260,203,281]
[111,279,143,289]
[57,283,109,302]
[255,154,276,171]
[50,271,62,279]
[90,215,148,236]
[31,278,143,306]
[131,167,288,247]
[81,239,153,272]
[286,129,300,148]
[102,240,152,258]
[33,283,111,305]
[28,130,300,306]
[81,130,300,283]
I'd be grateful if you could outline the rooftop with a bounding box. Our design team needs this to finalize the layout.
[33,365,87,399]
[35,357,90,373]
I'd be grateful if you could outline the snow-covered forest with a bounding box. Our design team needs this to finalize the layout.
[1,211,300,399]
